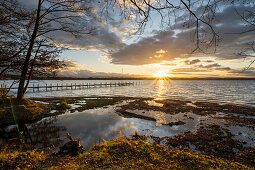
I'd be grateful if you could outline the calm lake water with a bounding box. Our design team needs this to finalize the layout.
[1,79,255,106]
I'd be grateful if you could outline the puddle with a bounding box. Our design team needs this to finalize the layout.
[34,100,49,104]
[146,100,164,107]
[227,125,255,147]
[69,103,81,108]
[186,102,199,108]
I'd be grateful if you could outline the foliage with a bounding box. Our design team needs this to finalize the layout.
[55,101,71,111]
[84,98,122,109]
[0,138,252,169]
[0,97,46,127]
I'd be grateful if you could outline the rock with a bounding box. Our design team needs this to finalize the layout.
[59,133,84,156]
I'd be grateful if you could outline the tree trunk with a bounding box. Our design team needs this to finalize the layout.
[23,45,40,94]
[17,0,41,99]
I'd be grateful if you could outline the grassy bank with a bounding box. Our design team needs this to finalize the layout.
[0,138,252,169]
[0,97,48,127]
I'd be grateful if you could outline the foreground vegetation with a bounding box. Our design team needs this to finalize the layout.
[1,95,254,169]
[0,96,49,128]
[0,138,252,169]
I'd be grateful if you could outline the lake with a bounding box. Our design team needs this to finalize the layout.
[1,79,255,106]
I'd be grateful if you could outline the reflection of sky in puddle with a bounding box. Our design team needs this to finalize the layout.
[125,109,210,129]
[186,102,199,108]
[146,100,164,107]
[52,105,206,149]
[51,104,220,149]
[25,100,255,150]
[226,125,255,147]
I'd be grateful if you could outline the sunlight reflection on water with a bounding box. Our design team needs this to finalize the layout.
[1,79,255,106]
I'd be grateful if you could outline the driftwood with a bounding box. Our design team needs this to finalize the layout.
[59,133,84,156]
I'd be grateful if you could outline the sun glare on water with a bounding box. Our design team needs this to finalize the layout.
[153,70,169,78]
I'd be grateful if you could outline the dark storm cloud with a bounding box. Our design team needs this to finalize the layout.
[108,4,255,65]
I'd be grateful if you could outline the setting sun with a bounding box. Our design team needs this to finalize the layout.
[153,70,169,78]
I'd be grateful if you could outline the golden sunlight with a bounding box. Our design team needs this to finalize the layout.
[153,70,169,78]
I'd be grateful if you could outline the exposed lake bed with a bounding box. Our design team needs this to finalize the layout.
[1,96,254,167]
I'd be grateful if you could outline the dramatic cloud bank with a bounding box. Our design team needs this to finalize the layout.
[108,5,255,66]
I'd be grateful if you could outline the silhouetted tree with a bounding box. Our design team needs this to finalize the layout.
[0,0,65,81]
[0,0,94,99]
[0,0,32,77]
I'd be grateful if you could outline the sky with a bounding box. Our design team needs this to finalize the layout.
[23,0,255,78]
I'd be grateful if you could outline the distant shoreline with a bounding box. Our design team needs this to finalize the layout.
[2,77,255,80]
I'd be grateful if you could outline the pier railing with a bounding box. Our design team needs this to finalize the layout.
[0,82,139,93]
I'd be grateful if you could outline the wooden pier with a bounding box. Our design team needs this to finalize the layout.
[1,82,139,93]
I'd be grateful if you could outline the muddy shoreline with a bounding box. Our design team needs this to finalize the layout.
[1,96,255,168]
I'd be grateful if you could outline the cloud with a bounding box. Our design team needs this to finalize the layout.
[19,0,126,51]
[205,60,214,63]
[107,4,255,66]
[61,60,85,71]
[171,68,207,72]
[215,67,232,71]
[228,69,255,77]
[171,62,232,73]
[108,30,195,65]
[51,25,124,50]
[58,69,141,78]
[184,59,201,65]
[160,63,176,66]
[58,60,141,78]
[198,63,221,68]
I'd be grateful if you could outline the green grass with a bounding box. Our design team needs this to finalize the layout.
[0,97,47,127]
[55,101,71,111]
[75,98,123,111]
[0,138,252,169]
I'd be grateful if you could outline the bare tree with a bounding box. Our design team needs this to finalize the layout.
[0,0,65,85]
[239,42,255,71]
[12,0,94,99]
[0,0,32,77]
[101,0,221,52]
